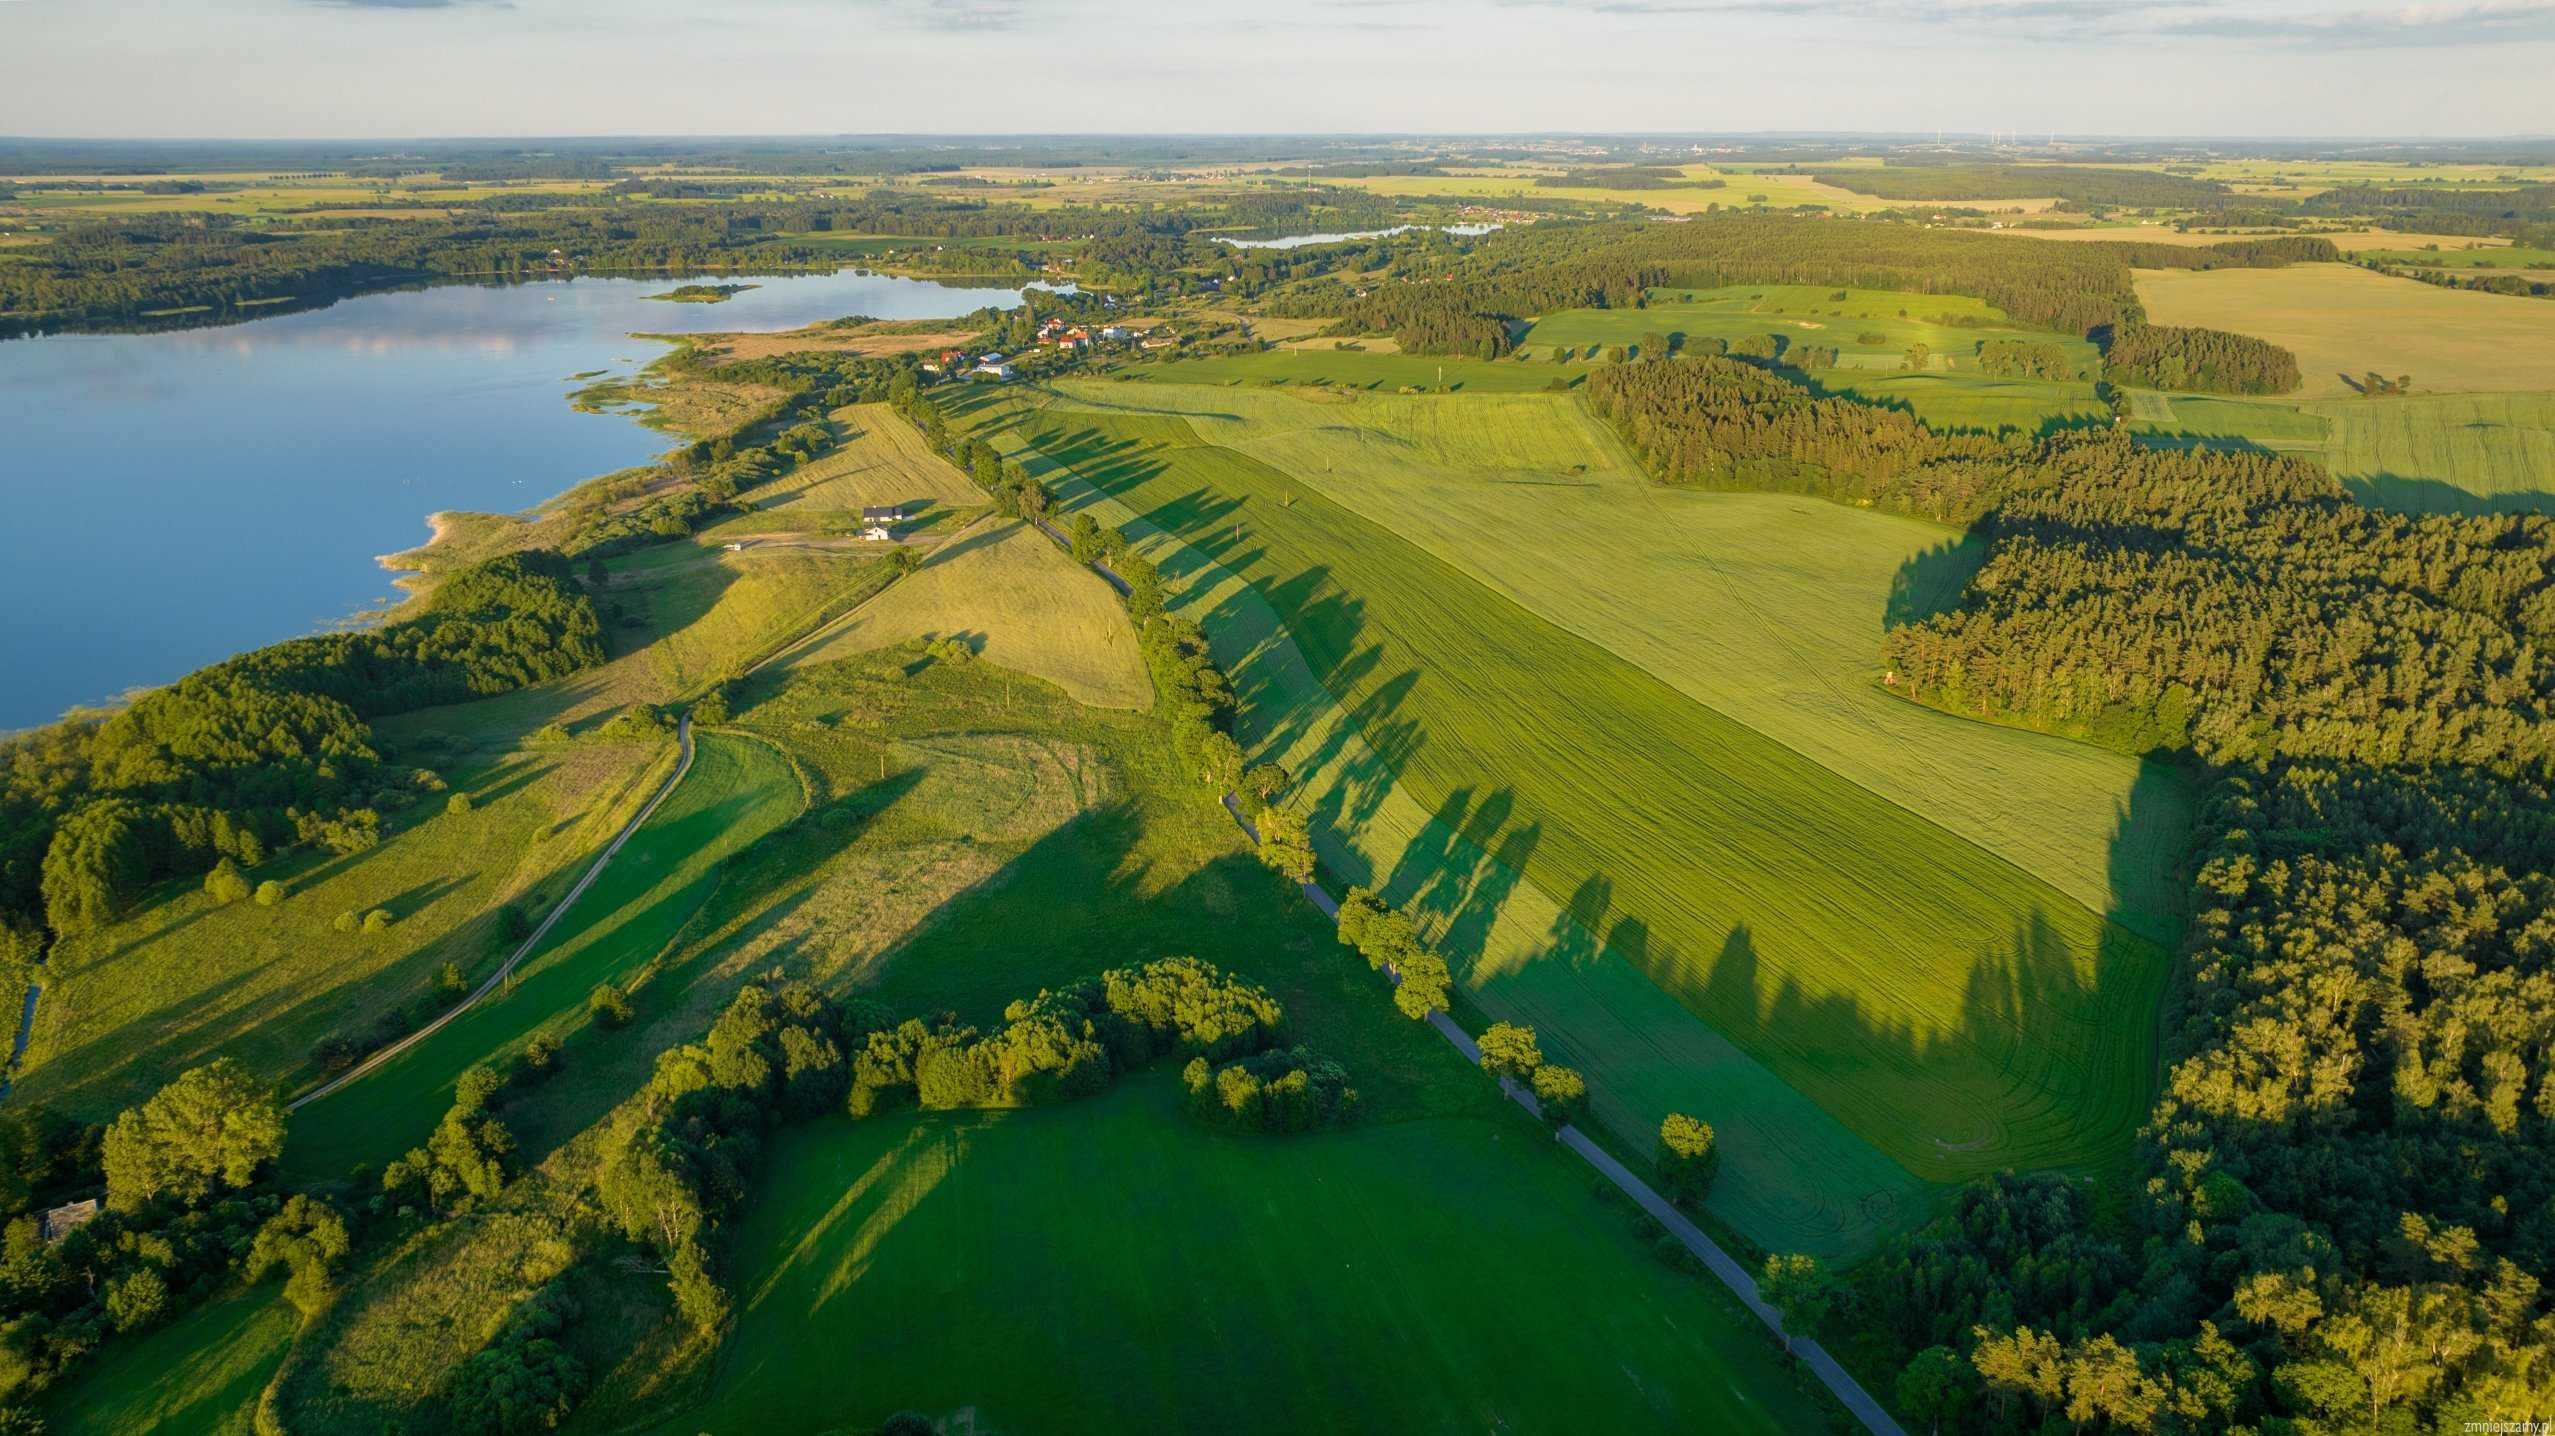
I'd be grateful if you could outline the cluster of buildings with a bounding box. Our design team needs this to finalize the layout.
[924,319,1156,383]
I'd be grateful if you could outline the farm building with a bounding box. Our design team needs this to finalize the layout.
[861,503,908,541]
[974,361,1017,380]
[40,1199,98,1244]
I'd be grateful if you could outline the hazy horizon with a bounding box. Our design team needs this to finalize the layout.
[6,0,2553,142]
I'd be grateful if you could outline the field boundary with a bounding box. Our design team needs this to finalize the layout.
[286,716,696,1112]
[1219,796,1906,1436]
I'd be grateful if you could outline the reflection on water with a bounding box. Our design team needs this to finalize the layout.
[0,270,1047,729]
[1216,223,1502,250]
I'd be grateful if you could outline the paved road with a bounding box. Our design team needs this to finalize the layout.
[1219,795,1907,1436]
[288,714,697,1112]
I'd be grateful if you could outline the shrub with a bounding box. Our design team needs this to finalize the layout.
[333,910,359,934]
[447,791,474,816]
[361,908,393,934]
[589,983,634,1028]
[253,879,285,907]
[1183,1046,1359,1133]
[202,857,252,906]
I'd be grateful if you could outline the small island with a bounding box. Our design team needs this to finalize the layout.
[646,282,759,304]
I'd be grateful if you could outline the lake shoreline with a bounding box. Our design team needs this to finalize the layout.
[4,268,1043,729]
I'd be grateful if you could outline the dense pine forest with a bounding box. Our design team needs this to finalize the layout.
[1591,346,2555,1430]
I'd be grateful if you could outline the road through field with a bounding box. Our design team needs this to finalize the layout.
[1221,797,1906,1436]
[286,715,694,1112]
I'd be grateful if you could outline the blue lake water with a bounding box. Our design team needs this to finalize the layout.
[1215,223,1502,250]
[0,270,1043,730]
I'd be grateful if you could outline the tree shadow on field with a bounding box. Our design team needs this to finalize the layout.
[500,763,927,1167]
[1883,534,1988,630]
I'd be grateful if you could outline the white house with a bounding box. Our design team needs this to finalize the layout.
[974,361,1016,380]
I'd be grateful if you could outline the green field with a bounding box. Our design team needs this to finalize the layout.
[625,1078,1829,1436]
[12,739,665,1121]
[1523,285,2101,377]
[280,730,803,1183]
[1811,371,2108,435]
[42,1287,294,1436]
[2363,245,2555,270]
[2129,390,2555,513]
[964,381,2172,1256]
[2311,392,2555,513]
[1137,348,1594,392]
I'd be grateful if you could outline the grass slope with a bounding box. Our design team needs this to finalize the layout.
[1044,378,2190,942]
[280,730,803,1183]
[975,390,2168,1250]
[629,1078,1830,1436]
[704,400,983,539]
[783,518,1153,709]
[41,1287,294,1436]
[13,740,663,1120]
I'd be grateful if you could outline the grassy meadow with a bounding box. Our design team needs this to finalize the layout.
[12,738,667,1122]
[618,1078,1831,1436]
[2132,262,2555,398]
[1522,283,2099,375]
[280,729,804,1183]
[701,400,983,539]
[963,380,2173,1256]
[782,518,1154,709]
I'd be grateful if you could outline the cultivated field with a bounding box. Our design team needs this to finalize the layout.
[2311,392,2555,512]
[969,380,2174,1255]
[624,1079,1830,1436]
[782,518,1154,709]
[2132,262,2555,397]
[1522,283,2100,373]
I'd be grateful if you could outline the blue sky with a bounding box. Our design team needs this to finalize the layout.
[2,0,2550,139]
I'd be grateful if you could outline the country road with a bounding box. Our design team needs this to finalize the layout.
[1218,796,1908,1436]
[288,714,697,1112]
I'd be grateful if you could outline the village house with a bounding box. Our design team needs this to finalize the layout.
[861,504,908,541]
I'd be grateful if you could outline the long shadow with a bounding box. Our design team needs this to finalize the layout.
[505,764,928,1166]
[2341,471,2555,516]
[1017,394,2187,1198]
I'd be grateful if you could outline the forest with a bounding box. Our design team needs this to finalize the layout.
[1585,348,2555,1430]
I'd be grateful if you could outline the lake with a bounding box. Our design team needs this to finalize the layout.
[0,270,1044,730]
[1214,223,1502,250]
